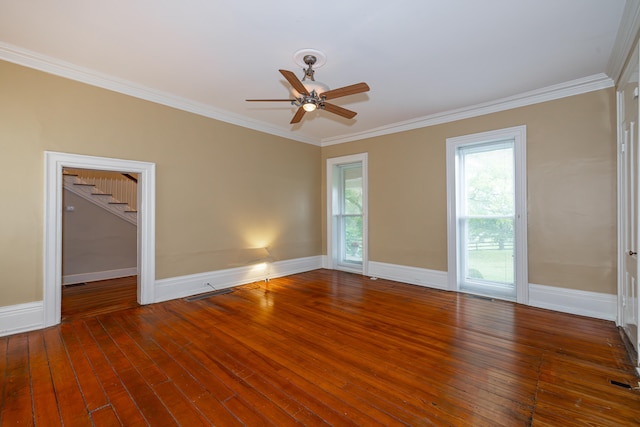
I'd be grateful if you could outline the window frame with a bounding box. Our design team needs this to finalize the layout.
[326,153,368,275]
[446,126,528,303]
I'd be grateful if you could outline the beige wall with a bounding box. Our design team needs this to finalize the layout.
[0,60,321,306]
[322,89,617,294]
[62,190,137,279]
[0,57,618,308]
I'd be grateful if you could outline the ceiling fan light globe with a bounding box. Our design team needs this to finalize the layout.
[302,102,317,112]
[291,80,330,98]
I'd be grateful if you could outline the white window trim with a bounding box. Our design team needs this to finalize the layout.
[326,153,368,275]
[446,126,528,304]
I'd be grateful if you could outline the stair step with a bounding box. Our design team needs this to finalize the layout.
[63,171,137,226]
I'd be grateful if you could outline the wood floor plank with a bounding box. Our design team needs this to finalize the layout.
[1,334,33,426]
[112,311,243,426]
[142,308,310,427]
[82,317,179,426]
[42,328,93,426]
[199,288,530,425]
[58,323,108,412]
[89,405,121,426]
[70,320,148,425]
[152,380,212,426]
[2,269,640,425]
[97,316,168,386]
[170,297,480,426]
[28,332,62,427]
[151,304,368,425]
[62,276,138,322]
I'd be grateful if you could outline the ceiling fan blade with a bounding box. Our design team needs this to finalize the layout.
[290,106,306,124]
[279,69,309,96]
[246,99,294,102]
[322,102,357,119]
[321,82,370,100]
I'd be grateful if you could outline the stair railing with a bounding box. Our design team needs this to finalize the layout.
[64,169,137,211]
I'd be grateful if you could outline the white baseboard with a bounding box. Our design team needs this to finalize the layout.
[529,283,616,321]
[154,255,323,303]
[0,301,44,337]
[368,261,449,290]
[0,258,616,337]
[368,261,616,321]
[63,267,137,286]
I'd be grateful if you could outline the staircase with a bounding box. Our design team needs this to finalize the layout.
[63,169,138,225]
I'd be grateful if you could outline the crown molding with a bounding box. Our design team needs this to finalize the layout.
[321,73,614,146]
[0,42,320,146]
[0,42,615,148]
[607,0,640,84]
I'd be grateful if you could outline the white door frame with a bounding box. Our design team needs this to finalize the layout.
[44,151,156,327]
[616,42,640,372]
[326,153,368,275]
[446,126,528,304]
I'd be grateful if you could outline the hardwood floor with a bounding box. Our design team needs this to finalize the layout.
[61,276,139,322]
[2,269,640,426]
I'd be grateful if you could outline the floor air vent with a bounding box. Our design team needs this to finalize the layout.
[184,288,233,301]
[466,294,495,302]
[609,379,632,389]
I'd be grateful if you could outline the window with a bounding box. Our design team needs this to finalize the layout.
[336,163,363,267]
[446,127,527,302]
[327,154,368,274]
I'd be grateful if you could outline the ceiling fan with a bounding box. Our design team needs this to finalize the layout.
[246,53,370,124]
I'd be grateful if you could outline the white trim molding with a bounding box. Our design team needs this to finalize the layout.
[44,152,156,327]
[368,262,615,321]
[0,43,616,148]
[446,126,529,304]
[529,283,617,321]
[0,302,44,337]
[62,267,138,286]
[322,74,613,146]
[607,0,640,84]
[0,259,616,337]
[326,153,369,276]
[0,42,318,147]
[155,256,323,303]
[368,261,448,290]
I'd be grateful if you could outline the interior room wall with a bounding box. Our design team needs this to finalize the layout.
[0,56,617,308]
[62,190,137,283]
[0,59,321,307]
[321,88,617,294]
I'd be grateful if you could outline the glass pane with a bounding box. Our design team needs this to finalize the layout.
[458,141,516,299]
[343,216,363,263]
[343,166,362,215]
[465,218,514,284]
[463,143,514,216]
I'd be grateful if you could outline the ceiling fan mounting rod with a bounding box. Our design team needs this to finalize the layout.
[302,55,317,81]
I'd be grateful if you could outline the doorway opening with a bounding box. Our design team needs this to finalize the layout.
[44,152,156,327]
[61,167,139,321]
[446,126,528,303]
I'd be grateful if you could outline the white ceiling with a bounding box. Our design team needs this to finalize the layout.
[0,0,634,145]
